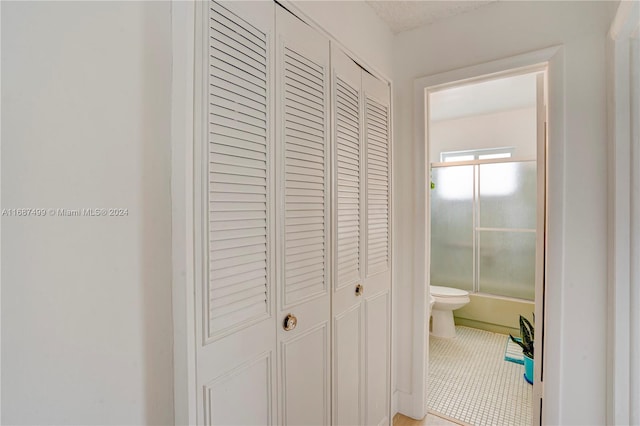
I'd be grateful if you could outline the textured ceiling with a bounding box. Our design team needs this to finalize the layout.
[366,1,498,34]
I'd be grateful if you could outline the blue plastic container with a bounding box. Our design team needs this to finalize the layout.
[524,354,534,384]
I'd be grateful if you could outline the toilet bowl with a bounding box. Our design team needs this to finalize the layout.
[430,285,470,338]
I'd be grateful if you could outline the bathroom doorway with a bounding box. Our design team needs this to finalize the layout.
[424,67,547,426]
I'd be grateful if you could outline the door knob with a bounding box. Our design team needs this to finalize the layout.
[283,313,297,331]
[355,284,363,296]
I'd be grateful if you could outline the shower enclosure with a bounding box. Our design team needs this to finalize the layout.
[430,158,537,301]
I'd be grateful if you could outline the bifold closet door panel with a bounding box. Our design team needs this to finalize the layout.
[198,1,277,425]
[363,73,391,284]
[276,6,331,426]
[331,46,365,426]
[362,72,391,426]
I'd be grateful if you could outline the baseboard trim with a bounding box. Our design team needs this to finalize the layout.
[394,389,417,419]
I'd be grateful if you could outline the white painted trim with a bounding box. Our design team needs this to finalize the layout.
[170,1,197,424]
[394,389,414,420]
[630,35,640,426]
[0,1,3,420]
[411,46,564,423]
[607,2,640,424]
[609,0,638,41]
[532,71,546,426]
[388,79,395,426]
[430,157,536,168]
[414,53,552,93]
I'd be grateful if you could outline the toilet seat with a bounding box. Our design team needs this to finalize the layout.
[430,285,469,297]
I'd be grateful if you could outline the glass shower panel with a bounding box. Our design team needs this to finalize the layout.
[430,165,474,291]
[478,231,536,300]
[479,161,537,229]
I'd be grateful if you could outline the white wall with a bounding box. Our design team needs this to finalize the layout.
[1,2,173,424]
[291,0,394,79]
[430,107,537,161]
[392,1,617,423]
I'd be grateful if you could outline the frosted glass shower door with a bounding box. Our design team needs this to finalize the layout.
[477,161,537,300]
[430,165,474,291]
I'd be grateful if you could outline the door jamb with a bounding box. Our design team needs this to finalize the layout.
[606,2,640,424]
[170,1,197,424]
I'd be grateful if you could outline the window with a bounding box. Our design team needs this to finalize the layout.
[440,147,514,163]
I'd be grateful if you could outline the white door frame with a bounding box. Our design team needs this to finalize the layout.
[606,2,640,425]
[410,45,565,423]
[170,1,197,424]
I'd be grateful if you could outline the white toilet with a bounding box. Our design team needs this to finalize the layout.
[430,285,470,338]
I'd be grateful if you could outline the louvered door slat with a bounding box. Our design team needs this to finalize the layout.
[285,121,324,139]
[286,138,325,155]
[285,129,324,147]
[213,96,266,121]
[286,157,324,171]
[207,2,270,338]
[210,106,266,131]
[336,96,358,114]
[210,18,266,58]
[210,2,265,44]
[286,107,324,129]
[338,146,359,161]
[284,80,324,104]
[284,95,324,120]
[335,106,359,123]
[284,54,324,82]
[286,180,324,191]
[286,239,324,250]
[283,45,328,307]
[285,65,324,92]
[284,68,324,93]
[334,74,361,289]
[212,242,265,260]
[285,84,324,109]
[211,276,266,298]
[211,173,265,187]
[211,26,266,62]
[211,73,265,106]
[210,38,266,77]
[336,91,358,109]
[366,96,390,276]
[338,255,359,267]
[338,157,359,168]
[288,248,325,263]
[210,58,266,95]
[339,189,358,197]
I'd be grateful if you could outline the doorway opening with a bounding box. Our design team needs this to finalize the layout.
[424,68,547,426]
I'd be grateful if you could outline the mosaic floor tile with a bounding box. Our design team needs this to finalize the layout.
[427,326,532,426]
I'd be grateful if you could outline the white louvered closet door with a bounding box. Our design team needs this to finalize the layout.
[331,46,365,426]
[362,72,392,426]
[275,5,331,426]
[196,2,277,425]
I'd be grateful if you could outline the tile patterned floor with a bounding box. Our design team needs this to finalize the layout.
[394,411,467,426]
[427,326,532,426]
